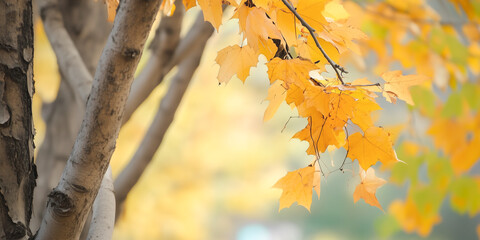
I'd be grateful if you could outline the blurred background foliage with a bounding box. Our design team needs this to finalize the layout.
[33,1,479,239]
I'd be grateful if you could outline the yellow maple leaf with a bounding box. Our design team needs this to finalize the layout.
[350,93,381,131]
[451,132,480,175]
[381,70,428,105]
[267,57,317,85]
[245,7,283,50]
[253,0,275,10]
[273,165,315,211]
[389,198,441,237]
[215,45,258,83]
[322,0,349,22]
[198,0,223,31]
[258,38,278,60]
[273,8,301,46]
[293,111,345,154]
[284,0,329,32]
[264,81,286,121]
[427,114,480,175]
[232,3,251,38]
[318,21,367,54]
[353,168,386,210]
[296,34,340,70]
[347,126,399,170]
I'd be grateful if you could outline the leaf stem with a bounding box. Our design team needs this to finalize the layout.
[281,0,347,84]
[349,83,381,87]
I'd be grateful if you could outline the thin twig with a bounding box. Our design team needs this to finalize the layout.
[349,83,381,88]
[339,126,349,172]
[281,116,301,133]
[281,0,347,84]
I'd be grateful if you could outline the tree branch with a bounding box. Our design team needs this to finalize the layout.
[114,33,211,220]
[281,0,347,84]
[123,11,213,124]
[86,167,115,240]
[161,12,214,73]
[38,0,93,103]
[123,1,185,123]
[35,0,162,239]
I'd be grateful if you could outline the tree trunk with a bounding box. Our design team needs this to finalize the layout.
[35,0,162,238]
[31,0,111,232]
[0,0,36,239]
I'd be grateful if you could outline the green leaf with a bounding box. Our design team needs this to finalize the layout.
[431,27,468,65]
[390,144,424,185]
[411,185,444,217]
[441,92,463,118]
[461,82,480,110]
[375,214,401,238]
[426,153,453,191]
[361,20,388,39]
[450,177,480,216]
[410,86,436,117]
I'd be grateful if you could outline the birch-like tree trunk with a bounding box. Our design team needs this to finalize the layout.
[35,0,162,238]
[32,0,111,231]
[0,0,36,239]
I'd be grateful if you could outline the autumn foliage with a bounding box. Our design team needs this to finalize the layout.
[104,0,479,237]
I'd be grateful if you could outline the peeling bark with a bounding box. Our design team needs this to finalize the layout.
[0,0,36,239]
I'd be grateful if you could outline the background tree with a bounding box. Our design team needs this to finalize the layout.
[0,0,479,239]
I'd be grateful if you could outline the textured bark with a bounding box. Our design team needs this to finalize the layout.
[32,0,111,232]
[114,17,214,219]
[35,0,162,239]
[0,0,36,239]
[123,1,184,123]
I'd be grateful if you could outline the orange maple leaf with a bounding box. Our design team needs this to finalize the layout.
[232,3,251,38]
[353,168,386,210]
[267,57,317,85]
[104,0,119,22]
[296,34,339,70]
[273,165,315,211]
[198,0,223,30]
[215,45,258,83]
[381,70,428,105]
[347,126,399,170]
[264,81,286,121]
[389,198,441,237]
[293,111,345,154]
[350,93,381,131]
[245,7,283,50]
[182,0,197,10]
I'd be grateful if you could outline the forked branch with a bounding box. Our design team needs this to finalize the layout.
[38,0,93,103]
[114,22,213,220]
